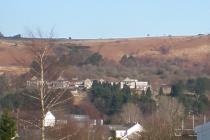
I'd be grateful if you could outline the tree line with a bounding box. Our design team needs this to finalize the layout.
[170,77,210,114]
[89,81,156,117]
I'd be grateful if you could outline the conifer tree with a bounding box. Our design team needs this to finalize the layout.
[159,87,164,95]
[0,111,16,140]
[146,87,152,97]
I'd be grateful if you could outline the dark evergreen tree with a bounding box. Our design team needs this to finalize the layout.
[0,111,16,140]
[89,81,132,115]
[171,81,184,97]
[139,87,156,115]
[159,87,164,95]
[146,87,152,97]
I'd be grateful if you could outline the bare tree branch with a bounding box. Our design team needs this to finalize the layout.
[21,92,40,101]
[47,96,73,110]
[57,128,81,140]
[19,119,41,129]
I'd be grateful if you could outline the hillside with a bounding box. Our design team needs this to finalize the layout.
[1,35,210,64]
[0,35,210,78]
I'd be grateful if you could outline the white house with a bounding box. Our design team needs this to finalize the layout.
[27,76,40,87]
[195,121,210,140]
[110,123,143,140]
[135,82,149,91]
[71,89,79,96]
[84,79,93,89]
[122,123,143,139]
[44,111,55,127]
[120,77,138,89]
[99,79,105,84]
[52,75,70,89]
[120,77,149,91]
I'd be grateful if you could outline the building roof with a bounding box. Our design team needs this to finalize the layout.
[57,75,67,81]
[70,114,89,122]
[31,76,38,80]
[195,121,210,133]
[136,81,148,85]
[108,123,140,131]
[45,111,55,120]
[123,77,138,82]
[108,125,128,130]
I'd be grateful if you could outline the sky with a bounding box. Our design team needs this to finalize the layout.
[0,0,210,39]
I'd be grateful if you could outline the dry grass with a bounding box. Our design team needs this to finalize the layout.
[0,66,30,75]
[0,35,210,70]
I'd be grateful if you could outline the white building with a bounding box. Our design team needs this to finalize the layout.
[120,77,149,91]
[52,75,70,89]
[99,79,105,84]
[120,77,137,89]
[27,76,40,87]
[123,123,143,139]
[44,111,55,127]
[110,123,143,140]
[195,121,210,140]
[135,82,149,91]
[84,79,93,89]
[27,75,71,89]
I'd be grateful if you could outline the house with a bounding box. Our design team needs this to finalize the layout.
[69,114,104,127]
[70,114,89,122]
[99,79,105,84]
[135,82,149,91]
[71,78,84,89]
[84,79,93,89]
[194,121,210,140]
[120,77,149,91]
[120,77,138,89]
[160,84,172,95]
[71,89,79,96]
[27,75,71,89]
[90,119,104,126]
[109,123,143,140]
[109,125,128,138]
[27,76,40,87]
[51,75,70,89]
[44,111,55,127]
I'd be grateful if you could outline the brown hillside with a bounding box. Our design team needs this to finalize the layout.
[67,36,210,62]
[0,35,210,68]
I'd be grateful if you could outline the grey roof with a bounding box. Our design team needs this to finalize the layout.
[195,121,210,133]
[108,125,128,130]
[108,124,135,130]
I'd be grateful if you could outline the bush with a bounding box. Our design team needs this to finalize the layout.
[120,54,137,67]
[84,52,103,65]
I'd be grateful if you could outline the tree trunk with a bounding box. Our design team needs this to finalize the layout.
[40,59,45,140]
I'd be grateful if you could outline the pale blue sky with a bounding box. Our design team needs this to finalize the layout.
[1,0,210,39]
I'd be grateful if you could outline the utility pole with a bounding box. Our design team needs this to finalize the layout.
[181,119,184,130]
[204,114,206,124]
[192,114,195,129]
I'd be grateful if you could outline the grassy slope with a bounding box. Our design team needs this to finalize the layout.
[0,35,210,74]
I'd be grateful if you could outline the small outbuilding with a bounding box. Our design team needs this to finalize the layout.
[109,123,143,140]
[44,111,55,127]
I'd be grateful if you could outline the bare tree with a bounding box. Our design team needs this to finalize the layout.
[140,116,178,140]
[157,96,184,124]
[156,96,184,138]
[120,103,143,124]
[18,31,73,140]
